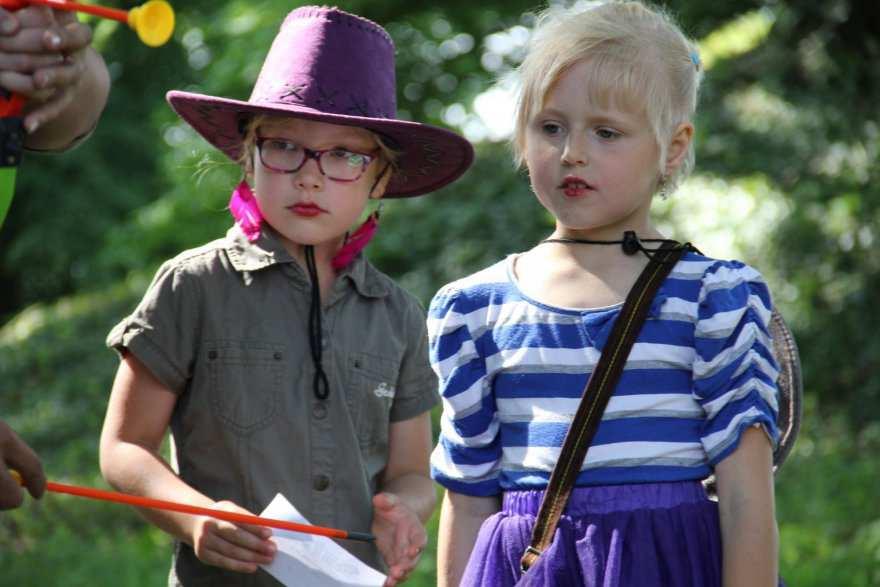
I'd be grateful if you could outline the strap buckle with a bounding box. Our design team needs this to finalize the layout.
[520,545,542,573]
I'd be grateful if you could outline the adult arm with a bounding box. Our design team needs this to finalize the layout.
[372,410,436,587]
[0,6,109,149]
[715,426,779,587]
[437,490,501,587]
[99,353,276,573]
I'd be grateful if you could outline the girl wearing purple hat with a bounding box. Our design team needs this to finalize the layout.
[430,2,782,586]
[98,7,472,587]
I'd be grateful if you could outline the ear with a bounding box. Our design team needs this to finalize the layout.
[663,122,694,176]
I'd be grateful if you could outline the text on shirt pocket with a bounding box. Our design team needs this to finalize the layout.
[347,350,400,450]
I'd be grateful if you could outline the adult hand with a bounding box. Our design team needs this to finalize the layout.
[0,419,46,509]
[372,492,428,586]
[0,5,93,133]
[190,500,277,573]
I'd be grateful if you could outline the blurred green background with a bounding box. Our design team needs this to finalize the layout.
[1,0,878,584]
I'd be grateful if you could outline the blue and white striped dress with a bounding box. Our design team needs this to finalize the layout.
[429,251,780,497]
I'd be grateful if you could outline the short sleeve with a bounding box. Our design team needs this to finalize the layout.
[106,260,201,394]
[388,296,440,422]
[428,285,501,496]
[692,261,780,467]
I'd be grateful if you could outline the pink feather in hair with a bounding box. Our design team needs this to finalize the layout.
[229,180,263,242]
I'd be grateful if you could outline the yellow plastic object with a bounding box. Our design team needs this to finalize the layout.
[127,0,175,47]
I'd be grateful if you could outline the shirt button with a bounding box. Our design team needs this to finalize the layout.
[273,351,283,360]
[312,402,327,420]
[208,350,218,360]
[313,474,330,491]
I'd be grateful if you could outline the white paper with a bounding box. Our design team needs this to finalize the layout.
[259,493,386,587]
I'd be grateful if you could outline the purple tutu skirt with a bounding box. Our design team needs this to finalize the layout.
[461,481,724,587]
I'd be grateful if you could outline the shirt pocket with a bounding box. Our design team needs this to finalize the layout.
[347,350,400,450]
[205,340,286,435]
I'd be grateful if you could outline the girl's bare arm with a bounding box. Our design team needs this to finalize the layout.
[99,353,274,573]
[715,426,779,587]
[437,490,501,587]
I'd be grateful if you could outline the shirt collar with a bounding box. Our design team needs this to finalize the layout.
[224,225,390,298]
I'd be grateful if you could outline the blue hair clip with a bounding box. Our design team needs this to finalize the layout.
[689,50,701,70]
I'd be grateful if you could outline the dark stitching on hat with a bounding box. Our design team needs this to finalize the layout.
[422,144,442,165]
[192,104,230,134]
[265,80,391,118]
[316,86,338,107]
[279,83,307,103]
[410,136,444,166]
[347,95,372,117]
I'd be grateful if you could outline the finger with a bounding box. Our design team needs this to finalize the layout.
[47,21,91,53]
[0,69,51,97]
[12,5,56,29]
[199,542,261,574]
[0,10,90,54]
[0,423,46,502]
[210,501,275,541]
[0,469,25,510]
[24,86,74,133]
[230,519,273,542]
[0,27,62,53]
[386,562,415,586]
[0,69,36,94]
[219,523,275,556]
[0,8,21,36]
[204,530,275,566]
[373,492,399,512]
[52,9,77,27]
[0,52,65,73]
[32,57,84,91]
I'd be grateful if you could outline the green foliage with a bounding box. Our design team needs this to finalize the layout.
[1,0,878,584]
[776,398,880,586]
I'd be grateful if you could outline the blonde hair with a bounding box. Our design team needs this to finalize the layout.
[513,1,703,192]
[238,114,400,176]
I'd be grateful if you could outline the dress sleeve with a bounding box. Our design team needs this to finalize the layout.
[428,285,501,496]
[692,261,780,467]
[105,259,201,394]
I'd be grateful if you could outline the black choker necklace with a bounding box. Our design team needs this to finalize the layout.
[541,230,697,259]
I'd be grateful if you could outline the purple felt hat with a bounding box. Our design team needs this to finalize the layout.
[167,6,474,198]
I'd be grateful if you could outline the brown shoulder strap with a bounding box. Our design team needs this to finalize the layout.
[520,241,688,573]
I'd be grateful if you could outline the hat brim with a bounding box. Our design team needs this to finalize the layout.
[167,90,474,198]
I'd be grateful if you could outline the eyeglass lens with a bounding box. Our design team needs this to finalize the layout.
[259,139,371,181]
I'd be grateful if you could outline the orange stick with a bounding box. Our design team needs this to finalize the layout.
[15,0,129,23]
[10,471,374,542]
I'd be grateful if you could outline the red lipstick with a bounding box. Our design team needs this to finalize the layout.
[290,202,324,217]
[558,175,594,198]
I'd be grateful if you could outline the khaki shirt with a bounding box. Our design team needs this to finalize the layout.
[107,226,438,586]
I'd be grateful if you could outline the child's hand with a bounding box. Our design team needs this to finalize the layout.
[190,500,277,574]
[371,492,427,586]
[0,6,93,132]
